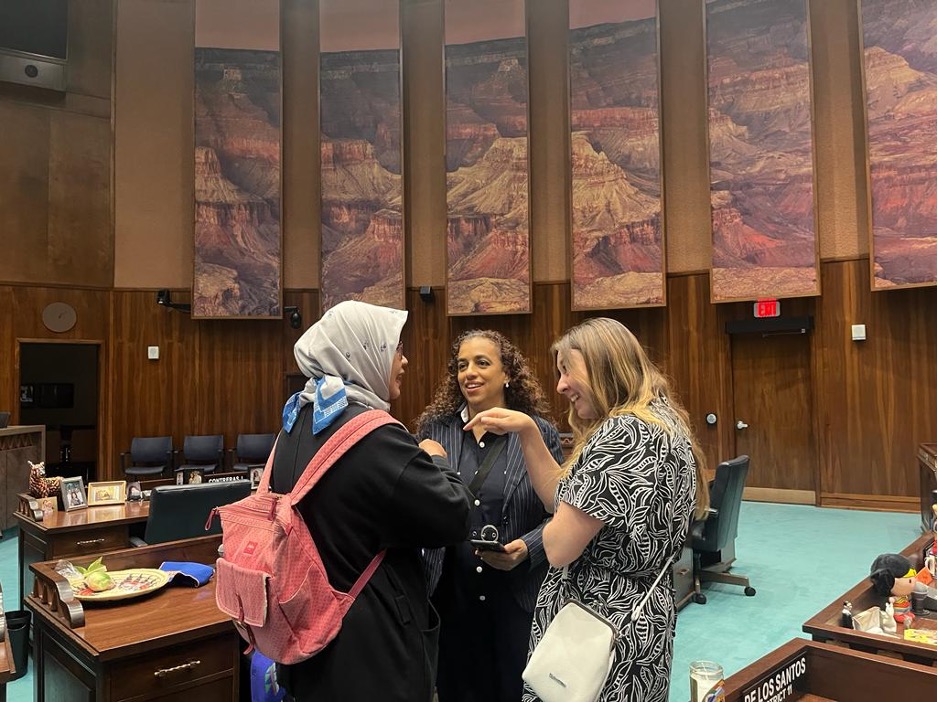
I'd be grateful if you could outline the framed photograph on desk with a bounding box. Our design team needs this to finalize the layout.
[61,476,87,511]
[249,466,264,490]
[87,481,127,506]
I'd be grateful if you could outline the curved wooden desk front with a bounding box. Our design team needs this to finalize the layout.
[13,497,150,610]
[723,638,935,701]
[26,534,239,702]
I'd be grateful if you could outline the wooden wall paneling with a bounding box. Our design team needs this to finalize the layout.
[392,287,448,428]
[195,318,285,441]
[727,295,817,495]
[108,290,197,479]
[815,259,937,504]
[0,288,14,416]
[666,272,734,472]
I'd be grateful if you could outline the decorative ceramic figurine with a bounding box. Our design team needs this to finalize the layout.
[28,460,62,498]
[840,601,854,629]
[882,598,897,634]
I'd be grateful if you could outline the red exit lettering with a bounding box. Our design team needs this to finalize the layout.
[754,299,780,318]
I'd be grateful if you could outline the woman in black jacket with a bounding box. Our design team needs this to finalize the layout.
[270,300,471,701]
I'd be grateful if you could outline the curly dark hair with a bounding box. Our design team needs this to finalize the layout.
[414,330,551,434]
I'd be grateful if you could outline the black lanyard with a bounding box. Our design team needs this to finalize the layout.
[467,435,508,498]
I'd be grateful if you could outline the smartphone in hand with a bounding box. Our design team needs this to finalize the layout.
[469,539,506,553]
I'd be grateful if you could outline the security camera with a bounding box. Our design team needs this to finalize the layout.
[156,290,170,306]
[285,306,302,329]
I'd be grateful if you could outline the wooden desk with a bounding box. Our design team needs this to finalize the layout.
[13,496,149,610]
[723,638,935,701]
[26,535,239,701]
[918,443,936,533]
[802,534,936,665]
[0,425,45,530]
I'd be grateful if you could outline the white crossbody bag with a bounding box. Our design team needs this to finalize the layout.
[522,556,673,702]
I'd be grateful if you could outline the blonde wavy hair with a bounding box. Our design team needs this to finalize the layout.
[552,318,710,519]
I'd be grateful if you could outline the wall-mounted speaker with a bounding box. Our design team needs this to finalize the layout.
[419,286,434,302]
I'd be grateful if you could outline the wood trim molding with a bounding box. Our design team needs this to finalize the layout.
[743,487,816,505]
[820,492,918,512]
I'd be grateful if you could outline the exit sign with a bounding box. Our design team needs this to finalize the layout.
[754,299,780,318]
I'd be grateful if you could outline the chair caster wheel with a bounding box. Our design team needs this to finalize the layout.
[694,593,707,605]
[745,586,756,597]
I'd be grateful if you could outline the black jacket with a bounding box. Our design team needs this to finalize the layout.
[270,404,471,701]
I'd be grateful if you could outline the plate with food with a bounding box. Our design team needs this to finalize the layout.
[67,561,171,602]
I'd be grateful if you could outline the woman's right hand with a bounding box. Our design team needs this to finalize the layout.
[464,407,535,437]
[419,438,447,457]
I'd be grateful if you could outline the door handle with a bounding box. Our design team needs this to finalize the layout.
[736,420,749,430]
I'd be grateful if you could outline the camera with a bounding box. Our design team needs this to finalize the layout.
[479,524,499,542]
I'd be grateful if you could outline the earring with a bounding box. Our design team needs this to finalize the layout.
[504,382,510,389]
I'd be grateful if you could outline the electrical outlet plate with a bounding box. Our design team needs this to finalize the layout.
[147,346,160,360]
[851,324,866,341]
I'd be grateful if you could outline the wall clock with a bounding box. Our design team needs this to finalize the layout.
[42,302,77,333]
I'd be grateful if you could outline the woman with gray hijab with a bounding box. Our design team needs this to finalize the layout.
[269,301,472,702]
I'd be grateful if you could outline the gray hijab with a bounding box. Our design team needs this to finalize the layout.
[293,301,407,424]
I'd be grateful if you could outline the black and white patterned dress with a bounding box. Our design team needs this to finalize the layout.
[523,399,697,702]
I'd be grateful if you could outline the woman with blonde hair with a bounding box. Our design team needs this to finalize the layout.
[466,317,709,702]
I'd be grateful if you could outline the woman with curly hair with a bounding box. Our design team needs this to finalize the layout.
[415,329,564,702]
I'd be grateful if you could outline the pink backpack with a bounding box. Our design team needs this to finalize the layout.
[213,409,399,664]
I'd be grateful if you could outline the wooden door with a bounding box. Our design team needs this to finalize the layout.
[730,331,817,501]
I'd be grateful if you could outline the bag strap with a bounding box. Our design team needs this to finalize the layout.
[255,409,401,498]
[560,552,675,632]
[466,435,508,497]
[289,409,401,506]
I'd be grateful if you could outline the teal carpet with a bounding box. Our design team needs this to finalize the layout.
[0,502,921,702]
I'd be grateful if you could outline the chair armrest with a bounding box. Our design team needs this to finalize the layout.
[129,536,148,548]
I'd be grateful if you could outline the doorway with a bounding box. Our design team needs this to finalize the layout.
[18,342,100,483]
[730,331,817,504]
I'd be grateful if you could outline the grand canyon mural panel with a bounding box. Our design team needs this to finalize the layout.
[706,0,819,302]
[444,0,531,315]
[194,48,281,318]
[569,0,664,310]
[319,0,404,312]
[861,0,937,289]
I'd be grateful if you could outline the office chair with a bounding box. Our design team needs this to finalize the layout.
[121,436,174,478]
[690,454,756,604]
[175,434,225,475]
[132,480,251,545]
[230,433,276,472]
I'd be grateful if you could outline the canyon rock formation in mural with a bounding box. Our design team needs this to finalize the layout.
[446,37,531,315]
[320,48,404,311]
[862,0,936,289]
[707,0,818,302]
[569,12,664,309]
[194,49,281,317]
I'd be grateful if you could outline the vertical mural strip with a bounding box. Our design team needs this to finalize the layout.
[193,0,282,318]
[569,0,665,310]
[860,0,937,290]
[444,0,531,315]
[706,0,820,302]
[319,0,405,312]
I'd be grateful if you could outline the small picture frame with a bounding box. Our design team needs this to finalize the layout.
[176,470,185,485]
[127,481,143,501]
[87,480,127,506]
[39,496,58,517]
[249,466,264,490]
[61,476,87,511]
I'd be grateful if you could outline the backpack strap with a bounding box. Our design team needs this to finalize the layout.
[289,408,401,506]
